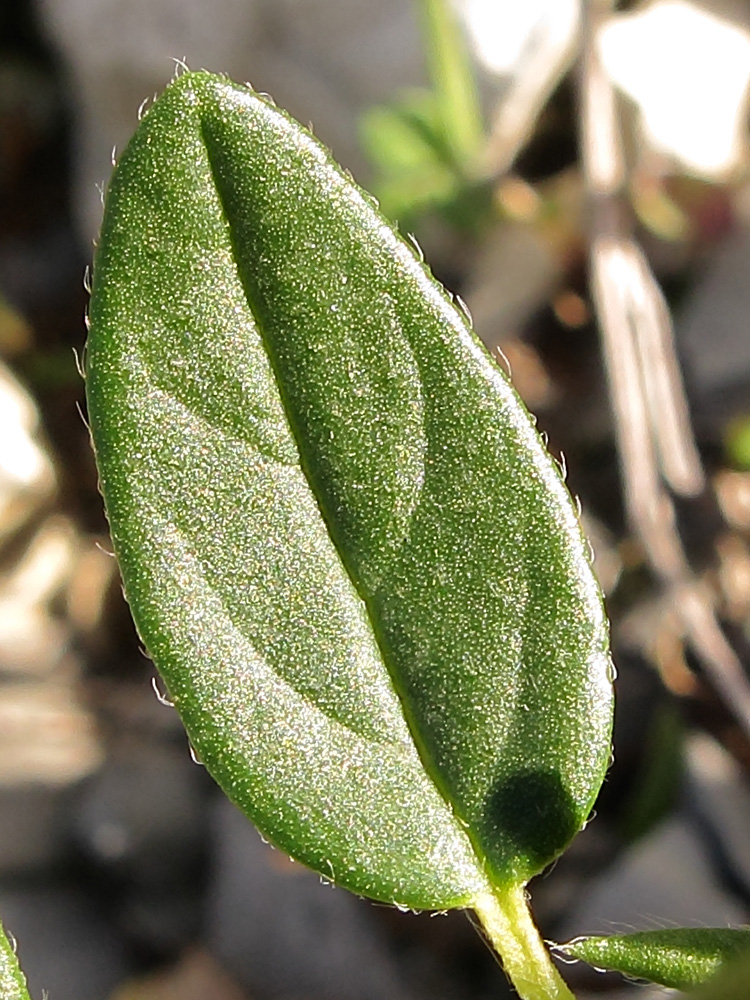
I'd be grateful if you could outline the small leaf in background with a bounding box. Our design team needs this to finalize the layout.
[87,69,612,998]
[558,928,750,991]
[725,414,750,469]
[360,0,490,233]
[359,93,458,222]
[359,92,492,234]
[617,701,684,843]
[416,0,484,167]
[0,922,31,1000]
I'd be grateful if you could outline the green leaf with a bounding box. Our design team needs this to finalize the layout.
[725,414,750,469]
[417,0,484,167]
[559,928,750,991]
[617,702,683,843]
[0,923,31,1000]
[86,68,611,928]
[688,948,750,999]
[359,95,460,222]
[361,91,449,174]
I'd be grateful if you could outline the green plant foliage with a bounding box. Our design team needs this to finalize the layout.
[0,923,31,1000]
[360,0,489,230]
[687,948,750,999]
[86,69,613,998]
[359,93,492,232]
[359,92,459,222]
[725,414,750,469]
[559,928,750,991]
[416,0,483,169]
[617,702,683,843]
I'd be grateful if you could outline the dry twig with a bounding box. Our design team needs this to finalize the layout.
[580,0,750,734]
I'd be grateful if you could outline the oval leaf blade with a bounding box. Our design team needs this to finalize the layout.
[87,70,613,909]
[559,929,750,991]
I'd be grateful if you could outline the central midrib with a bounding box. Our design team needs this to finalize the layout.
[195,92,498,895]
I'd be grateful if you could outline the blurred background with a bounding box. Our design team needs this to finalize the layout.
[2,0,750,997]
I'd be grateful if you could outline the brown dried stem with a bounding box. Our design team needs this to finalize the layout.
[579,0,750,734]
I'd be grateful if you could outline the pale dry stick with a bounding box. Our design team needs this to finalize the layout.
[580,0,750,735]
[579,0,623,199]
[677,582,750,733]
[579,0,701,497]
[627,245,705,497]
[581,0,675,573]
[592,239,750,733]
[481,3,580,178]
[591,239,670,566]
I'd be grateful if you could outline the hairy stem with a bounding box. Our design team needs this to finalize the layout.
[473,885,575,1000]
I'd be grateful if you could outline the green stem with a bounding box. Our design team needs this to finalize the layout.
[473,885,576,1000]
[417,0,484,168]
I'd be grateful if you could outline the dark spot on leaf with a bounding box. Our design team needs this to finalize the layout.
[483,769,578,868]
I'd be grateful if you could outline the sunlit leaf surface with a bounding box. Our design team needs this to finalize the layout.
[560,928,750,991]
[87,71,613,910]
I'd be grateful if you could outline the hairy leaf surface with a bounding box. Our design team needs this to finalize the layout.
[560,928,750,991]
[0,923,30,1000]
[87,71,613,909]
